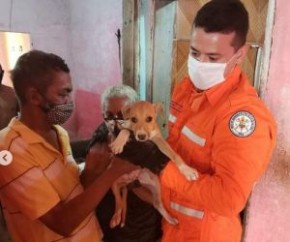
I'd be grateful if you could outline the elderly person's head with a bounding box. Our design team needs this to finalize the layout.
[101,84,138,135]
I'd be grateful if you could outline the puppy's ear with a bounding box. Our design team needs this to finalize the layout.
[153,102,165,118]
[121,103,132,119]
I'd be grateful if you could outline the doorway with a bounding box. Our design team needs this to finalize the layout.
[0,31,32,87]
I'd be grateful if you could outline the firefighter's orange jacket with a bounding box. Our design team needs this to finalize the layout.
[160,67,276,242]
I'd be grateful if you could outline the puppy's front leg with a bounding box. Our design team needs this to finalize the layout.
[110,129,131,154]
[151,135,198,181]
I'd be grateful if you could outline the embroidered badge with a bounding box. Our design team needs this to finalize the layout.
[0,150,13,166]
[229,111,256,137]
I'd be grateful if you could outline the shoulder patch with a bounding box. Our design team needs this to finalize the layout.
[229,111,256,137]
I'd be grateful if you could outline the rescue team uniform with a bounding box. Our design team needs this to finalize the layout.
[0,119,102,242]
[160,67,277,242]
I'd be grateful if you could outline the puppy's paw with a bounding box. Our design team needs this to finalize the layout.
[165,215,179,225]
[110,209,122,228]
[110,129,130,154]
[155,203,179,226]
[178,163,199,181]
[109,141,124,154]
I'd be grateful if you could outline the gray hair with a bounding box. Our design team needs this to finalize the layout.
[101,84,138,111]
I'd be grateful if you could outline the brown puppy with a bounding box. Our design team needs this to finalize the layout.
[109,101,198,228]
[111,101,198,179]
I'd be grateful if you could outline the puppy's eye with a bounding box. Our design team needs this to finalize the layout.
[146,116,153,123]
[131,117,138,123]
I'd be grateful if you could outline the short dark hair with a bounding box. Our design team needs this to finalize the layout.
[11,50,70,103]
[193,0,249,49]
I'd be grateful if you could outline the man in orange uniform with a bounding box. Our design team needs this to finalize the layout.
[160,1,277,241]
[0,50,135,242]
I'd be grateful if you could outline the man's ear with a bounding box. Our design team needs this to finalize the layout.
[235,44,249,64]
[224,44,249,77]
[25,87,42,105]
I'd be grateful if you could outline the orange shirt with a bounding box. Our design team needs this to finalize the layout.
[0,119,102,242]
[161,67,277,242]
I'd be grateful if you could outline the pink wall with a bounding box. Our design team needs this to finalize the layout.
[244,1,290,241]
[64,0,123,140]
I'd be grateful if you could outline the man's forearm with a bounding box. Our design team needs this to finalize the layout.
[40,157,136,236]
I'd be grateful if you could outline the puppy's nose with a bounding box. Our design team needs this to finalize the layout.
[137,134,147,141]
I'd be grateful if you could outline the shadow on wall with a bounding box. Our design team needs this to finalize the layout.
[63,89,103,140]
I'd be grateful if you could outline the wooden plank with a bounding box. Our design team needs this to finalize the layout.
[122,0,137,89]
[138,0,155,101]
[152,1,176,137]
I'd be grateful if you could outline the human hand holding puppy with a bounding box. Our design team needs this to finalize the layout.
[81,142,137,188]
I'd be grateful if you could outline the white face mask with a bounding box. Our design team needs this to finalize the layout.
[187,55,227,90]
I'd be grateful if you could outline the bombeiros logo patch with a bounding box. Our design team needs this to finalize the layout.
[229,111,256,137]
